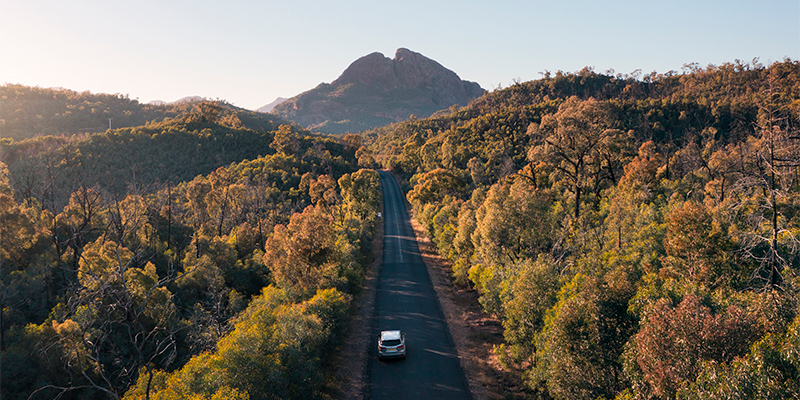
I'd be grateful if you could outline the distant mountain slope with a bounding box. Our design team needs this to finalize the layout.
[148,96,206,105]
[174,95,205,104]
[271,48,485,134]
[258,97,288,113]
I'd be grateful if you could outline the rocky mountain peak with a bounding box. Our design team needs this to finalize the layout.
[332,52,395,90]
[332,48,474,95]
[271,48,484,134]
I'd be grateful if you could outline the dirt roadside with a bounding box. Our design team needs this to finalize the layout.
[328,202,383,400]
[407,214,533,400]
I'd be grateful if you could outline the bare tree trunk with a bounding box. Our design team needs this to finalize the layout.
[769,129,780,286]
[0,295,5,351]
[167,183,173,251]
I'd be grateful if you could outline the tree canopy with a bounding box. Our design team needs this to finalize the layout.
[0,99,379,399]
[367,59,800,400]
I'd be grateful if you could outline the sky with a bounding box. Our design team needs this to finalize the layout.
[2,0,798,111]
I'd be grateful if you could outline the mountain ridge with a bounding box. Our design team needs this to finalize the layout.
[271,48,484,134]
[257,97,288,113]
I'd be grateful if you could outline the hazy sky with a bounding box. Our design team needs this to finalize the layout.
[2,0,798,110]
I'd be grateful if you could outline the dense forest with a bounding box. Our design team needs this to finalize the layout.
[0,98,381,399]
[366,59,800,399]
[1,85,178,141]
[0,100,313,199]
[2,58,799,400]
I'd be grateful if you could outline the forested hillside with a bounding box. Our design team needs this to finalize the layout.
[368,59,800,399]
[0,85,288,142]
[1,85,175,141]
[0,101,312,204]
[0,101,381,399]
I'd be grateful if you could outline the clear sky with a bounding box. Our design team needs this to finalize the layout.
[2,0,798,111]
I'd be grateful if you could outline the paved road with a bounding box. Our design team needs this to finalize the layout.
[367,171,470,399]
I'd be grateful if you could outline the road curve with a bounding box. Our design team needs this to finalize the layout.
[367,171,470,399]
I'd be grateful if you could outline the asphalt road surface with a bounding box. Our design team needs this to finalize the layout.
[367,171,471,399]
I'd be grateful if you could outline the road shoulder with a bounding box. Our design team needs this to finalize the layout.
[407,210,534,400]
[329,196,384,399]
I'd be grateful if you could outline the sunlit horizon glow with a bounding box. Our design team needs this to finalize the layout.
[1,0,798,111]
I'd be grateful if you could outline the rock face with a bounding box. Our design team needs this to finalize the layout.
[271,48,484,134]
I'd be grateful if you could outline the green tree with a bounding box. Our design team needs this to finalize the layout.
[532,271,636,400]
[343,133,362,157]
[338,169,381,222]
[191,101,223,124]
[355,146,377,168]
[407,168,468,209]
[0,188,53,351]
[106,194,153,253]
[55,187,106,271]
[206,168,246,237]
[309,175,339,210]
[680,305,800,400]
[528,96,624,220]
[500,255,563,364]
[468,178,557,316]
[30,237,180,399]
[661,200,735,286]
[262,206,338,293]
[125,287,350,400]
[270,125,299,156]
[604,141,667,268]
[626,293,763,399]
